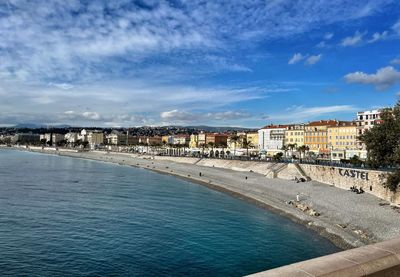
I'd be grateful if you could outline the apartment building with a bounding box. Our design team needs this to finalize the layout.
[197,132,206,147]
[258,125,288,154]
[304,120,338,155]
[173,134,190,145]
[189,134,198,148]
[246,132,259,149]
[87,131,104,147]
[284,125,304,147]
[206,133,228,147]
[356,109,383,149]
[328,121,358,160]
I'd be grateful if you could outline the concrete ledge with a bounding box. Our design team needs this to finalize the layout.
[248,237,400,277]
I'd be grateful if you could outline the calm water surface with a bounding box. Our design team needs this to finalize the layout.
[0,149,339,276]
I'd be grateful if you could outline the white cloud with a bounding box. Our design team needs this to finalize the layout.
[341,31,366,46]
[368,31,388,43]
[305,54,322,65]
[392,19,400,34]
[265,105,358,122]
[82,111,101,120]
[288,53,305,65]
[160,109,252,124]
[316,41,327,48]
[344,66,400,90]
[49,83,74,90]
[391,58,400,65]
[324,32,334,40]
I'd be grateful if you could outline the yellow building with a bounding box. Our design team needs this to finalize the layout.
[189,134,198,148]
[305,120,338,154]
[246,132,259,149]
[284,125,304,147]
[198,132,206,147]
[328,121,357,150]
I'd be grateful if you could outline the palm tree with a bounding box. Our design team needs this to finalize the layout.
[208,142,215,157]
[281,145,289,158]
[229,134,240,157]
[297,145,309,159]
[242,138,253,157]
[288,143,297,157]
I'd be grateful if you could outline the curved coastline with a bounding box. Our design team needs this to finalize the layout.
[5,146,400,251]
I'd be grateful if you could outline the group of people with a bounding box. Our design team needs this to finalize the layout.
[350,186,364,194]
[294,177,306,183]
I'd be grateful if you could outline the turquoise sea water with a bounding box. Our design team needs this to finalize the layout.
[0,149,339,276]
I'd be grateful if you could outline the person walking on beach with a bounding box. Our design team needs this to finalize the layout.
[296,193,300,202]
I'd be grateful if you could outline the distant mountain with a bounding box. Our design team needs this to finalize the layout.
[13,123,71,129]
[13,123,45,129]
[185,125,257,132]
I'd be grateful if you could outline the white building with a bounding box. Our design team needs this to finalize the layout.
[258,125,288,154]
[78,129,88,142]
[64,132,78,143]
[356,109,383,149]
[40,133,52,142]
[173,135,189,145]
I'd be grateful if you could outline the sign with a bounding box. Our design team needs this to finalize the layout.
[338,168,369,180]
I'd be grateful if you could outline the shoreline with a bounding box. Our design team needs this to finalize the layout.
[5,146,400,250]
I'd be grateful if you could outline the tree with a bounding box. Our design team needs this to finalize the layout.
[229,134,240,157]
[281,145,289,158]
[273,152,283,161]
[242,138,253,157]
[360,102,400,191]
[349,155,363,167]
[288,143,297,157]
[297,145,309,159]
[361,106,400,168]
[207,142,215,157]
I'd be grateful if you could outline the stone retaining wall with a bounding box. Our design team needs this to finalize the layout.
[300,164,400,204]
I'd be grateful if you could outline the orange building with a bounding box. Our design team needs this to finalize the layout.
[304,120,338,154]
[205,133,228,147]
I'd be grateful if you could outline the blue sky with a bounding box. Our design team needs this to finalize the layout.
[1,0,400,127]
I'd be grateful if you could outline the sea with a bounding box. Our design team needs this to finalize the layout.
[0,149,339,276]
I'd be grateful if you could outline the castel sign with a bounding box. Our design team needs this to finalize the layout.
[338,168,369,181]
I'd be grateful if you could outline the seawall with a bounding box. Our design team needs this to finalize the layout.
[248,237,400,277]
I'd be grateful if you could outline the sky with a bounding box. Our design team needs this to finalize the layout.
[1,0,400,127]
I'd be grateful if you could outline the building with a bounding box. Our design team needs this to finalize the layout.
[356,109,383,149]
[304,120,338,155]
[197,132,207,147]
[245,132,259,149]
[284,125,304,147]
[107,131,137,145]
[147,136,162,145]
[173,134,189,145]
[87,131,104,148]
[161,135,174,145]
[328,121,358,160]
[52,133,65,145]
[64,132,78,144]
[205,133,228,147]
[12,133,40,144]
[189,134,198,148]
[258,125,288,153]
[78,129,88,142]
[40,133,52,143]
